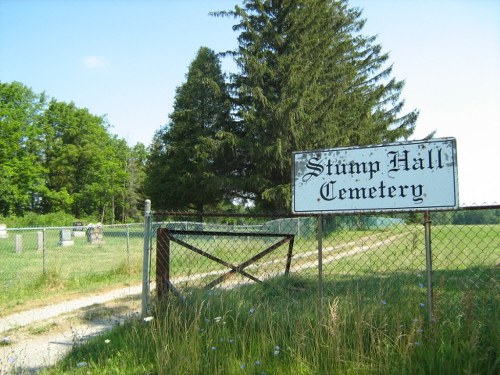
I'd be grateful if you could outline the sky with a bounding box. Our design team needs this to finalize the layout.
[1,0,499,205]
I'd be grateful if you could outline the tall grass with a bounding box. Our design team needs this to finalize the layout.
[43,275,498,375]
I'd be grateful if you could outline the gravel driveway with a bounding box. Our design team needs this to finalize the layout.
[0,286,142,374]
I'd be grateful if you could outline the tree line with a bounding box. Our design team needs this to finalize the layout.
[0,81,146,222]
[2,0,420,221]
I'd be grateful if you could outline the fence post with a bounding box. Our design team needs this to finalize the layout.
[156,228,170,300]
[15,234,22,253]
[126,224,130,267]
[141,199,152,317]
[317,215,324,319]
[424,210,433,323]
[43,229,46,274]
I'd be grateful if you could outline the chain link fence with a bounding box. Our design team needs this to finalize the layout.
[1,205,497,344]
[148,206,499,325]
[0,223,145,317]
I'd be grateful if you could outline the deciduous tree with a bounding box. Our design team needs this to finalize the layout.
[41,100,127,219]
[0,82,46,216]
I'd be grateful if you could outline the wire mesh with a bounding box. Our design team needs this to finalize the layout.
[0,223,145,316]
[151,207,499,324]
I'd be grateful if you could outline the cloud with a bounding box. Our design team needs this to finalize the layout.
[83,55,109,69]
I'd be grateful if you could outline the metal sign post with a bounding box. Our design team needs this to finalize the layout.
[317,215,324,320]
[424,210,434,323]
[141,199,151,317]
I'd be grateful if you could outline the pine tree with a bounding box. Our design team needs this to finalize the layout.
[216,0,418,210]
[145,47,234,214]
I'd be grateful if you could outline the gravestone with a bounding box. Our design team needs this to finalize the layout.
[0,224,7,239]
[86,223,104,244]
[59,229,74,246]
[73,221,85,238]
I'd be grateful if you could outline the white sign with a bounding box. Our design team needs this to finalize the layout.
[292,138,458,213]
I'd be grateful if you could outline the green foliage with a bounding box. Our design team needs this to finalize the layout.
[0,81,146,222]
[215,0,418,209]
[451,209,500,225]
[432,209,500,225]
[41,100,128,220]
[0,211,77,227]
[146,47,235,213]
[0,81,47,216]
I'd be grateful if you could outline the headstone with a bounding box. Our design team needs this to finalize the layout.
[0,224,7,239]
[59,229,74,246]
[73,221,85,238]
[15,234,22,253]
[86,223,104,244]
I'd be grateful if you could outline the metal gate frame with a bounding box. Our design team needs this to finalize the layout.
[156,228,295,300]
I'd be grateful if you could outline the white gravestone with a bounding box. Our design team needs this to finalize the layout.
[59,229,74,246]
[0,224,7,239]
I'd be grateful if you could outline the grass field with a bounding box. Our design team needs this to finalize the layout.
[0,226,145,315]
[39,223,499,374]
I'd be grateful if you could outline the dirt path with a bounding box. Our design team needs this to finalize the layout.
[0,287,142,374]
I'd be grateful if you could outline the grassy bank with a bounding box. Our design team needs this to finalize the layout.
[43,275,498,374]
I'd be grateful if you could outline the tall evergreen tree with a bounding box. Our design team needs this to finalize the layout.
[120,142,147,222]
[146,47,234,214]
[216,0,418,210]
